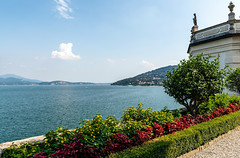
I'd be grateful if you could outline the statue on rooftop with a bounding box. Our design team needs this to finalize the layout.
[228,1,235,13]
[193,13,197,26]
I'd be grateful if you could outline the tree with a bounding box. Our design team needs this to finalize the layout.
[226,67,240,94]
[163,54,225,116]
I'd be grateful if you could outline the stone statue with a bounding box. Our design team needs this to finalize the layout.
[228,2,235,13]
[193,13,197,26]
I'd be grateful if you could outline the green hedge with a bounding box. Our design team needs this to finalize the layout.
[108,110,240,158]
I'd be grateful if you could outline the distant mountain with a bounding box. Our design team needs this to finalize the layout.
[111,65,178,86]
[0,77,36,85]
[0,74,42,83]
[0,74,94,85]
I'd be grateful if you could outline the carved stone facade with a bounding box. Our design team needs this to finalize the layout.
[188,2,240,69]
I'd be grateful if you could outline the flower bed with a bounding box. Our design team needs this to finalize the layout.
[2,103,240,158]
[110,106,240,158]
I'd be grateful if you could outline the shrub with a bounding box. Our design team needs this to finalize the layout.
[198,93,240,115]
[122,104,175,126]
[119,120,147,137]
[2,142,42,158]
[42,126,76,154]
[228,95,240,104]
[109,110,240,158]
[173,108,181,118]
[102,133,132,155]
[50,136,101,158]
[163,53,226,116]
[152,123,164,138]
[226,67,240,94]
[122,103,153,124]
[75,114,120,149]
[151,111,175,126]
[132,129,152,145]
[3,102,240,158]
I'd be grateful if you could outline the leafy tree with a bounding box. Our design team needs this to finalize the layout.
[163,54,225,116]
[226,67,240,94]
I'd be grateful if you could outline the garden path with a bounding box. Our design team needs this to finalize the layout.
[190,126,240,158]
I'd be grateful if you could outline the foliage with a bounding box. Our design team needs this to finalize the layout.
[172,108,181,118]
[42,126,76,154]
[198,93,240,115]
[3,100,240,158]
[110,109,240,158]
[50,136,101,158]
[151,111,174,126]
[198,93,230,115]
[228,94,240,104]
[122,104,175,126]
[2,142,42,158]
[152,123,164,138]
[75,114,120,148]
[163,53,226,116]
[132,128,152,145]
[122,103,153,123]
[2,127,77,157]
[226,67,240,94]
[119,120,147,137]
[103,133,132,155]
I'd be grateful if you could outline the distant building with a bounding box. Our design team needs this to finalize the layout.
[188,2,240,69]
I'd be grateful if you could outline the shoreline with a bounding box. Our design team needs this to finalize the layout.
[0,135,45,156]
[0,108,187,146]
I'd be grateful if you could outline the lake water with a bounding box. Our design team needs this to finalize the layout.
[0,85,182,143]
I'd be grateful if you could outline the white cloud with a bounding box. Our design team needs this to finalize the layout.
[54,0,73,19]
[169,59,180,65]
[121,58,127,62]
[51,43,80,60]
[141,60,154,67]
[34,56,47,60]
[141,60,156,70]
[106,58,115,64]
[34,56,40,60]
[20,64,26,68]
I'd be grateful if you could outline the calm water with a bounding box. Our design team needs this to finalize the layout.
[0,85,182,143]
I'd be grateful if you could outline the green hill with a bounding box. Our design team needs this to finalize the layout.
[111,65,177,86]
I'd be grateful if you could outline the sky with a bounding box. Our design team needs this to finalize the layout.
[1,0,240,83]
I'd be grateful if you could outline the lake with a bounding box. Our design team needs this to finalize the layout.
[0,85,182,143]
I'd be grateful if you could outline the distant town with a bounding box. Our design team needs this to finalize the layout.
[111,65,177,86]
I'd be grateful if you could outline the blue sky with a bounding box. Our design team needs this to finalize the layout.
[1,0,239,83]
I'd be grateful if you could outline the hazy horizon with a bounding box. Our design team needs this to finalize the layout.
[0,64,177,83]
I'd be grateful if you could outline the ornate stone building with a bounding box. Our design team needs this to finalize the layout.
[188,2,240,69]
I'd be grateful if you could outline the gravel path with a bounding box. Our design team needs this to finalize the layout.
[190,126,240,158]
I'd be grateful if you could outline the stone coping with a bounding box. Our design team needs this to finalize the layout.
[0,135,45,156]
[0,128,74,156]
